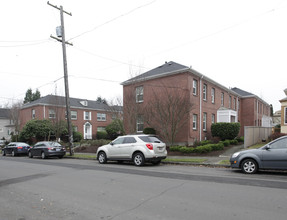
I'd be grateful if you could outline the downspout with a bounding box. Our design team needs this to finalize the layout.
[199,75,203,141]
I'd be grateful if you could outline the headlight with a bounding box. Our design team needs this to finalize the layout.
[232,152,240,158]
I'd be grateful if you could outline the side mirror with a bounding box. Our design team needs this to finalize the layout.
[110,142,114,146]
[265,145,271,150]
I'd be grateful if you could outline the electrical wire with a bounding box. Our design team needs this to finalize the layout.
[68,0,156,41]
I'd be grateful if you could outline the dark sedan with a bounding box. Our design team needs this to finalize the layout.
[28,141,66,159]
[230,135,287,174]
[2,142,31,156]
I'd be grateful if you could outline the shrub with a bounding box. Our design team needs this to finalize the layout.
[199,140,212,146]
[194,145,212,154]
[211,122,240,140]
[179,146,195,153]
[73,131,83,142]
[230,139,238,145]
[236,136,244,143]
[143,127,156,135]
[96,131,108,140]
[169,146,183,152]
[210,143,224,151]
[222,140,230,147]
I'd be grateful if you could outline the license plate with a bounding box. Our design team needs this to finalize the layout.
[56,149,61,151]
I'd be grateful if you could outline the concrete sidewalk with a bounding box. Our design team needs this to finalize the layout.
[165,144,244,166]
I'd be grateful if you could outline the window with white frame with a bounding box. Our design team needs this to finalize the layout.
[97,113,106,121]
[49,109,56,118]
[203,113,207,131]
[211,88,215,103]
[84,111,91,120]
[32,109,35,119]
[193,79,197,95]
[97,126,106,132]
[221,92,224,106]
[193,114,197,130]
[136,115,144,132]
[203,84,207,101]
[212,114,215,124]
[229,96,232,108]
[71,111,77,120]
[136,86,144,103]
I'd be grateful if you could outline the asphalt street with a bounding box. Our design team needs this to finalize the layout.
[1,156,287,220]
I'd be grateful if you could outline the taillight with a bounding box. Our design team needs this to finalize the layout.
[146,143,153,150]
[17,147,23,149]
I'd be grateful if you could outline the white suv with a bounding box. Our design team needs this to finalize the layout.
[96,135,167,166]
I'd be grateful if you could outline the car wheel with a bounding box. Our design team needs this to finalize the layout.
[241,159,258,174]
[41,152,46,159]
[133,152,145,166]
[58,156,64,159]
[11,150,16,157]
[28,151,33,158]
[98,152,107,164]
[2,150,6,156]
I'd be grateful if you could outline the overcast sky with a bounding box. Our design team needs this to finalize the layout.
[1,0,286,111]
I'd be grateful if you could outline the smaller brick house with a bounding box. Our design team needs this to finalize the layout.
[20,95,122,139]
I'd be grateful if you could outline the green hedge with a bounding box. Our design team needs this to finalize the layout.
[211,122,240,140]
[170,143,225,154]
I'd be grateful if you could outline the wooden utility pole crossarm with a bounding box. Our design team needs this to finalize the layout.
[48,1,74,156]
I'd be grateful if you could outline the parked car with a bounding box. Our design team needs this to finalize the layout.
[96,134,167,166]
[2,142,31,156]
[28,141,66,159]
[230,135,287,174]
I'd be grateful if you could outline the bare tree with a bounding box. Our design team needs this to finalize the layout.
[144,84,193,145]
[10,101,22,141]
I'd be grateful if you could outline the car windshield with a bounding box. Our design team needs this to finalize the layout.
[139,136,162,143]
[48,142,62,147]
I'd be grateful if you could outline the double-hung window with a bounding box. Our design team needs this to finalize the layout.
[193,79,197,95]
[84,111,91,120]
[203,84,207,101]
[211,88,215,103]
[203,113,207,131]
[71,111,77,120]
[136,86,144,103]
[193,114,197,130]
[221,92,224,106]
[137,115,144,132]
[97,113,106,121]
[49,109,56,119]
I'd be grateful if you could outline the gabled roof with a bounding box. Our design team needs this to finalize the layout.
[21,95,112,111]
[0,108,10,119]
[121,61,189,85]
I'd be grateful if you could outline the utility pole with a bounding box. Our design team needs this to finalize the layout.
[48,1,73,155]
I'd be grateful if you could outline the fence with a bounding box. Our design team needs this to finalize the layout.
[244,126,272,148]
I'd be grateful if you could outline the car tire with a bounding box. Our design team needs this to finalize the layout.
[98,151,107,164]
[58,156,64,159]
[241,159,258,174]
[133,152,145,166]
[2,150,6,156]
[28,151,33,158]
[11,150,16,157]
[41,152,46,159]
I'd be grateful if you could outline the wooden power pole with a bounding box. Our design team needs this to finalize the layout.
[48,1,74,155]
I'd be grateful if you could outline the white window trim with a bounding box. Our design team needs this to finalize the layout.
[193,80,197,95]
[97,113,106,121]
[211,88,215,104]
[193,114,197,130]
[84,111,92,120]
[136,86,144,103]
[203,84,207,101]
[203,113,207,131]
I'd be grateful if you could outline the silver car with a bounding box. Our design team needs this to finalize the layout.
[96,135,167,166]
[230,135,287,174]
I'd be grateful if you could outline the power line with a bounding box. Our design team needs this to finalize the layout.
[0,39,51,48]
[68,0,156,41]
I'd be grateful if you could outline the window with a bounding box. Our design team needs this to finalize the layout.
[97,113,106,121]
[193,79,197,95]
[203,113,207,131]
[221,92,224,106]
[136,86,144,103]
[193,114,197,130]
[270,137,287,149]
[124,137,137,144]
[229,96,232,108]
[137,115,144,132]
[212,114,215,124]
[97,126,105,132]
[285,107,287,124]
[203,84,207,100]
[32,109,35,119]
[49,109,56,118]
[233,98,236,110]
[71,111,77,120]
[84,111,91,120]
[211,88,215,103]
[113,137,125,145]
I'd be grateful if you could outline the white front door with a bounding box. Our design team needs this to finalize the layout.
[84,122,92,139]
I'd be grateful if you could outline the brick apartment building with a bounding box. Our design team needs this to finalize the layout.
[121,61,271,145]
[20,95,122,139]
